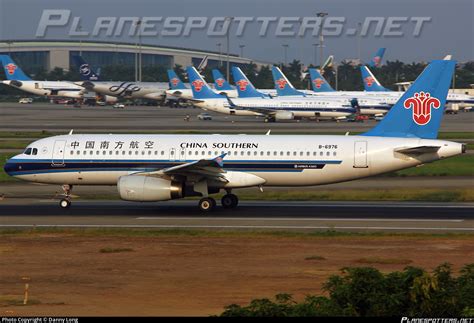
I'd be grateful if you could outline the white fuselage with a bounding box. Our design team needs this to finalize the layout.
[2,80,84,98]
[5,134,463,188]
[192,97,360,118]
[79,81,169,100]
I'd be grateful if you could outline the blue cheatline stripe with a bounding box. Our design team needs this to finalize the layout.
[9,158,343,164]
[5,158,341,176]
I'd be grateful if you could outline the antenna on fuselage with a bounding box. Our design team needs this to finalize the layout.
[265,130,271,135]
[68,129,74,135]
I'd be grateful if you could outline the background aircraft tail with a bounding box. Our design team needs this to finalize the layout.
[185,66,222,99]
[212,69,234,91]
[0,55,31,81]
[363,60,455,139]
[368,48,386,68]
[71,55,100,81]
[360,65,390,92]
[167,69,187,90]
[231,67,267,98]
[308,68,335,92]
[271,66,305,96]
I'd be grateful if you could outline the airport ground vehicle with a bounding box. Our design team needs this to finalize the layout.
[113,103,125,109]
[198,113,213,120]
[18,97,33,104]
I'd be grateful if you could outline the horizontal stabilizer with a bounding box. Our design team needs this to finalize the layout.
[395,146,441,155]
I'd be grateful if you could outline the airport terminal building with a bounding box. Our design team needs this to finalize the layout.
[0,40,268,74]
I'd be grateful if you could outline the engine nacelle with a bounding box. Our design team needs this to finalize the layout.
[117,176,183,202]
[104,95,118,103]
[275,111,294,121]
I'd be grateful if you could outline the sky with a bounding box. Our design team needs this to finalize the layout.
[0,0,472,65]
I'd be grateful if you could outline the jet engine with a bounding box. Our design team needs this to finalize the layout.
[117,176,183,202]
[275,111,294,121]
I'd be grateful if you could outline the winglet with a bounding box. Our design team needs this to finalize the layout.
[213,153,227,167]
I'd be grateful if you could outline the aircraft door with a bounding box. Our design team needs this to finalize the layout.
[353,141,368,168]
[52,140,66,166]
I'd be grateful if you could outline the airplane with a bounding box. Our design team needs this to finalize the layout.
[270,66,392,115]
[307,67,399,110]
[165,69,239,103]
[360,65,474,108]
[0,55,88,99]
[367,47,386,68]
[187,66,357,122]
[72,57,169,102]
[4,60,465,212]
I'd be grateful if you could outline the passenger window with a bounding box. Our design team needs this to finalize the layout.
[90,151,93,155]
[129,151,132,155]
[116,151,119,155]
[320,151,323,156]
[300,151,303,156]
[142,151,145,155]
[260,151,264,156]
[122,151,126,155]
[247,151,251,156]
[273,151,277,156]
[313,152,317,156]
[77,151,80,155]
[293,152,297,156]
[103,151,106,155]
[306,152,310,156]
[333,151,337,156]
[70,151,74,155]
[286,151,290,156]
[267,151,270,156]
[161,151,164,155]
[241,151,245,156]
[148,151,152,155]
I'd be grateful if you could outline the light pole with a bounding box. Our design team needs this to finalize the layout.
[225,17,233,81]
[138,20,142,82]
[78,24,83,56]
[357,22,362,63]
[312,43,319,66]
[317,12,328,70]
[282,44,289,66]
[239,44,245,57]
[216,43,222,67]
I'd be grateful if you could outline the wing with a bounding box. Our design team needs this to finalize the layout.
[137,153,228,183]
[225,96,273,116]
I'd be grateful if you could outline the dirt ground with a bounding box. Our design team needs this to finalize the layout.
[0,232,473,316]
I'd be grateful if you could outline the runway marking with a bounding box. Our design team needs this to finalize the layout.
[0,224,473,231]
[136,217,464,222]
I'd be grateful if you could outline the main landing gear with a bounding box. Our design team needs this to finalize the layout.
[59,184,72,209]
[198,193,239,212]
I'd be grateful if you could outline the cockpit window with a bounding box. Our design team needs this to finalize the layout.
[24,148,32,155]
[32,148,38,155]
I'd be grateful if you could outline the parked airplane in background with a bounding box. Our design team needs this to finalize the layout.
[4,60,464,211]
[189,66,357,122]
[271,66,391,115]
[307,68,399,109]
[360,65,474,109]
[72,57,169,102]
[0,55,87,99]
[368,47,386,68]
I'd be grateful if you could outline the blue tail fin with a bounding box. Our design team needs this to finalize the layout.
[231,67,267,98]
[360,65,390,92]
[271,66,305,96]
[167,69,187,90]
[185,66,223,99]
[71,55,100,81]
[212,69,234,91]
[363,60,455,139]
[0,55,31,81]
[368,48,386,68]
[308,68,335,92]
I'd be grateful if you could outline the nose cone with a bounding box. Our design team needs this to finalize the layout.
[3,158,15,176]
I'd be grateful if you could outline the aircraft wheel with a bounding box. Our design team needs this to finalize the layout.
[221,194,238,209]
[59,198,71,209]
[199,197,216,212]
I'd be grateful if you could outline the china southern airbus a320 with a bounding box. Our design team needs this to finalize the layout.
[4,60,465,211]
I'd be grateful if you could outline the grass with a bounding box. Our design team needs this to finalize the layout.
[394,155,474,177]
[305,255,327,261]
[99,247,134,254]
[355,257,413,265]
[0,153,16,182]
[0,296,41,306]
[1,227,474,240]
[0,140,30,149]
